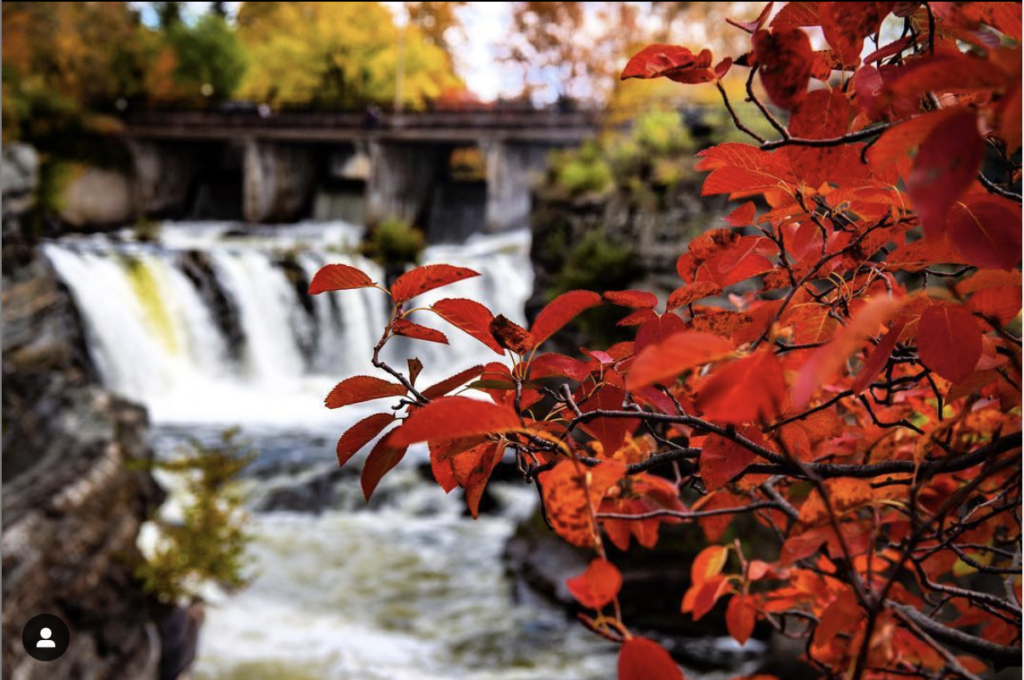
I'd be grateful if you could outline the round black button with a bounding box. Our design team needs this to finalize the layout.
[21,614,70,661]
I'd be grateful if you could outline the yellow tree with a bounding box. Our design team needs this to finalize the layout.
[236,1,461,110]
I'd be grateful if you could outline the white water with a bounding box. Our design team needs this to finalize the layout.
[43,221,532,428]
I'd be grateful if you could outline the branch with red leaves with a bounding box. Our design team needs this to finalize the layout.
[309,4,1023,680]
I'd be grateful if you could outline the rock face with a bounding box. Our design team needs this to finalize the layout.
[529,178,728,306]
[1,145,174,680]
[59,166,137,228]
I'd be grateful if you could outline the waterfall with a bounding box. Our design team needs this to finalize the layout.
[42,221,533,427]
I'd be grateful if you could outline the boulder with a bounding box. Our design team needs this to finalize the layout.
[59,166,136,229]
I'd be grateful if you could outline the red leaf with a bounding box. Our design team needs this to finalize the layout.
[867,108,963,170]
[391,318,448,344]
[851,319,906,395]
[618,637,684,680]
[421,365,485,400]
[460,442,504,518]
[627,332,734,392]
[360,431,409,501]
[566,558,623,610]
[692,544,730,585]
[529,353,592,382]
[786,89,851,187]
[878,53,1011,114]
[969,286,1022,326]
[726,595,757,645]
[325,375,407,409]
[618,308,660,327]
[581,386,639,456]
[698,350,786,424]
[820,2,894,66]
[727,2,774,33]
[336,413,395,468]
[917,304,983,383]
[752,28,814,109]
[696,143,795,198]
[429,437,486,493]
[389,397,521,446]
[635,312,687,352]
[722,201,757,227]
[431,298,504,355]
[667,282,722,311]
[947,195,1023,271]
[770,1,821,30]
[490,315,533,354]
[530,290,603,347]
[308,263,376,294]
[793,296,900,407]
[603,290,658,309]
[390,264,479,304]
[621,45,714,83]
[700,426,762,490]
[908,109,983,239]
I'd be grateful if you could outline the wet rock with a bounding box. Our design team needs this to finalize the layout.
[250,464,349,514]
[1,170,182,678]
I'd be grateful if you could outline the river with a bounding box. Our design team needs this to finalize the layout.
[42,221,627,679]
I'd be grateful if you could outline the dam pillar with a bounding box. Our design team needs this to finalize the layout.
[128,139,201,217]
[483,140,550,233]
[243,139,317,223]
[365,142,447,227]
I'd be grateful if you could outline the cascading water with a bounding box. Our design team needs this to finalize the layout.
[42,221,640,679]
[43,221,532,429]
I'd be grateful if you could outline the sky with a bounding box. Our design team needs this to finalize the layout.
[134,1,524,101]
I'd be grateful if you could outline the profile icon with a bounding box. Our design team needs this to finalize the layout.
[21,614,70,661]
[37,628,56,648]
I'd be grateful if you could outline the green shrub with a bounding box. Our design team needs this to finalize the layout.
[361,218,426,269]
[632,110,693,156]
[136,428,255,604]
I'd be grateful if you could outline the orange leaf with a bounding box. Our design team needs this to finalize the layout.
[793,296,900,408]
[336,413,395,468]
[431,298,504,354]
[618,637,684,680]
[947,195,1023,271]
[692,544,730,585]
[308,263,376,294]
[421,365,485,400]
[726,595,757,645]
[540,460,626,547]
[530,290,603,347]
[389,397,521,446]
[603,290,658,309]
[360,431,409,501]
[698,350,786,425]
[700,426,763,490]
[917,303,983,383]
[627,331,734,392]
[752,28,813,109]
[390,264,479,304]
[325,375,407,409]
[391,318,448,344]
[908,109,983,240]
[566,558,623,610]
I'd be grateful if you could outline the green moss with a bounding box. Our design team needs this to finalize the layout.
[136,428,255,604]
[361,218,426,269]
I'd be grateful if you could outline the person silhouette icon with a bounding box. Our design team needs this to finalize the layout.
[36,628,56,648]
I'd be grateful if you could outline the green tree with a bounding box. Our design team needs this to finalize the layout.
[165,13,247,104]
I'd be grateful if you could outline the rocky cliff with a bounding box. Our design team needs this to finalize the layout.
[1,144,175,680]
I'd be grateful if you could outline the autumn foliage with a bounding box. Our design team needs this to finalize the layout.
[311,4,1022,679]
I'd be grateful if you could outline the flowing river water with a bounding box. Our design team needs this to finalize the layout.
[43,222,629,679]
[44,221,759,679]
